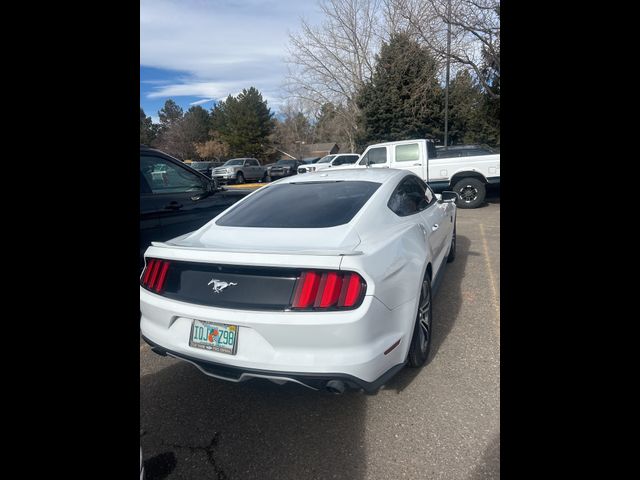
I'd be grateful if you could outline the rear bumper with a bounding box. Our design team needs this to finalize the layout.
[142,334,405,393]
[140,286,416,391]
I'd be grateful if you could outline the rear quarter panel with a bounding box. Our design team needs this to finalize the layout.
[341,222,431,311]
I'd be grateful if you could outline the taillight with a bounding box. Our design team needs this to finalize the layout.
[291,270,366,310]
[141,258,171,293]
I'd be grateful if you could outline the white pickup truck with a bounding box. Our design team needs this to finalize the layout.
[344,139,500,208]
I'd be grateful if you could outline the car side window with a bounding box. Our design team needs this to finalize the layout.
[426,140,437,159]
[395,143,420,162]
[336,155,358,165]
[388,177,431,217]
[140,170,151,194]
[417,178,436,206]
[360,147,388,165]
[248,159,259,166]
[140,155,206,195]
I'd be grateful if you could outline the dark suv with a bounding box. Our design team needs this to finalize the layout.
[189,160,225,178]
[140,146,249,263]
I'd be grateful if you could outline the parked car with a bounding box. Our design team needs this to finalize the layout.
[341,139,500,208]
[189,160,224,178]
[140,146,250,265]
[301,156,322,164]
[297,153,360,173]
[140,168,458,394]
[212,158,268,184]
[267,159,304,179]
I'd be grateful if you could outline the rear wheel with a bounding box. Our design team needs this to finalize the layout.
[447,222,456,263]
[236,172,245,184]
[452,178,485,209]
[408,275,432,367]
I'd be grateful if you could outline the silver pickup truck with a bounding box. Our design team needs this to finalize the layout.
[212,157,268,184]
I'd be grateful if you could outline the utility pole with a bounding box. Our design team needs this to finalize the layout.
[444,0,452,147]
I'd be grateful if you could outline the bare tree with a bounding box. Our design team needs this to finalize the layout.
[385,0,500,98]
[273,101,315,157]
[195,138,230,161]
[285,0,383,151]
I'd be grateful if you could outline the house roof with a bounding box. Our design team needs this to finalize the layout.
[305,143,338,152]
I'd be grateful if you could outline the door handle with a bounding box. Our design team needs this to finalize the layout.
[413,163,421,166]
[432,224,439,231]
[163,202,183,210]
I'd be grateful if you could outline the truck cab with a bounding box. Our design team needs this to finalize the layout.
[354,139,500,208]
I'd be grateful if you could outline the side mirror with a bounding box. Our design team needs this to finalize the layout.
[441,191,459,203]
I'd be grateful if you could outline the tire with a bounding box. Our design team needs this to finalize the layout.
[452,178,486,209]
[447,221,456,263]
[236,172,245,184]
[407,274,433,368]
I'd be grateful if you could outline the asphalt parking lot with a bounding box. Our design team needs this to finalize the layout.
[140,194,500,480]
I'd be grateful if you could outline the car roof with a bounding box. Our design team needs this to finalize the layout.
[277,167,408,184]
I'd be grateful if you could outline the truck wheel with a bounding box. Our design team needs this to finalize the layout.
[236,172,245,184]
[452,178,485,209]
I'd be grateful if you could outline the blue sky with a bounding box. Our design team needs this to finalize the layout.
[140,0,322,123]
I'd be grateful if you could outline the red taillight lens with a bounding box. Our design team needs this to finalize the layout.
[343,273,364,307]
[291,270,365,310]
[141,258,171,293]
[292,271,321,308]
[318,272,343,308]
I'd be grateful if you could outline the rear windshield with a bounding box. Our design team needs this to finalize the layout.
[216,181,381,228]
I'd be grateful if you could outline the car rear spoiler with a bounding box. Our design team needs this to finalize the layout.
[150,241,363,256]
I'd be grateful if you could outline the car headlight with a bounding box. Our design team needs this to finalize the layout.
[226,168,234,173]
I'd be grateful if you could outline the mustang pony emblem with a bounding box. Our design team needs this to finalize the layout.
[208,279,238,294]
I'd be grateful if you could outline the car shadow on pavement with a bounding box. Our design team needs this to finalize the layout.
[383,235,473,393]
[141,362,366,480]
[467,433,500,480]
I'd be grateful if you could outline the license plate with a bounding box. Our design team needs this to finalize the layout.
[189,320,238,355]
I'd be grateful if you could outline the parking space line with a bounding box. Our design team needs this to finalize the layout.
[479,223,500,338]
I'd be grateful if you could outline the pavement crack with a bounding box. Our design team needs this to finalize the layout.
[164,432,228,480]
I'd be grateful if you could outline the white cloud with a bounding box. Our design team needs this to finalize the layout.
[189,98,216,106]
[140,0,321,110]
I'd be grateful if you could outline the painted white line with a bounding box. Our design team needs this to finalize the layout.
[480,223,500,338]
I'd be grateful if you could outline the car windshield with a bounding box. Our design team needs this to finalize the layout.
[224,159,245,166]
[317,155,336,164]
[216,181,381,228]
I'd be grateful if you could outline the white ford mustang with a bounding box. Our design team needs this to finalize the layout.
[140,168,457,393]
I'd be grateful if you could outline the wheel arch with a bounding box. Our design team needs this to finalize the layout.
[449,170,488,188]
